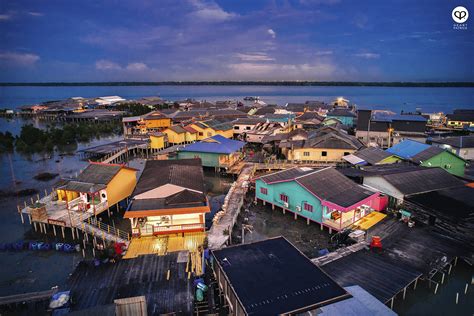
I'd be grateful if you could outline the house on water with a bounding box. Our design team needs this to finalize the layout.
[149,132,168,151]
[343,147,402,166]
[124,159,209,237]
[341,165,466,206]
[386,139,466,176]
[255,167,385,232]
[326,108,357,127]
[431,135,474,160]
[284,126,365,162]
[177,135,245,170]
[57,162,138,216]
[122,111,172,137]
[211,237,396,315]
[162,125,198,145]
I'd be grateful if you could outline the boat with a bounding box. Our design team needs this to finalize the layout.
[243,96,260,101]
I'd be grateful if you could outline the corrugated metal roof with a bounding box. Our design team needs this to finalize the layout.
[354,147,394,165]
[410,146,446,163]
[180,135,245,154]
[386,139,430,159]
[76,163,122,184]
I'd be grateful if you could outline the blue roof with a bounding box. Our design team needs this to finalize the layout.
[180,135,245,154]
[318,285,397,316]
[386,139,430,159]
[372,113,427,122]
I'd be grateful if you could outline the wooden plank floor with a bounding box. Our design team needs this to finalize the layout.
[124,232,206,259]
[353,211,387,230]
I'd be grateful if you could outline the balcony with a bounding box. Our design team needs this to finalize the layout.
[133,223,205,237]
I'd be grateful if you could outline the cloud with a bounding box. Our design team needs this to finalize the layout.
[315,50,333,56]
[0,52,40,65]
[0,14,11,21]
[28,12,44,17]
[126,62,148,71]
[95,59,121,70]
[190,0,237,21]
[267,29,276,39]
[354,53,380,59]
[235,52,275,62]
[227,61,337,80]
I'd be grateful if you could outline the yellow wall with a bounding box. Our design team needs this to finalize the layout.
[214,129,233,139]
[163,128,186,144]
[57,189,79,202]
[185,132,197,142]
[447,120,474,128]
[106,168,137,206]
[145,118,171,129]
[150,135,166,149]
[289,148,356,161]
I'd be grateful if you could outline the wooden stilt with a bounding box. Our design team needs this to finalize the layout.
[28,214,32,224]
[61,226,65,238]
[454,257,458,266]
[434,283,439,294]
[448,264,453,275]
[294,213,297,220]
[71,227,75,239]
[403,287,407,300]
[320,223,323,230]
[414,278,418,290]
[307,218,310,225]
[53,225,57,236]
[465,283,469,294]
[455,293,459,304]
[82,248,85,258]
[18,206,24,224]
[390,297,394,310]
[441,273,445,284]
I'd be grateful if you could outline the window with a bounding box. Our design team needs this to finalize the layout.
[198,132,203,136]
[344,152,350,156]
[321,151,327,157]
[246,126,251,130]
[260,187,268,195]
[303,152,310,157]
[234,126,240,130]
[303,203,313,212]
[280,194,288,203]
[207,132,212,136]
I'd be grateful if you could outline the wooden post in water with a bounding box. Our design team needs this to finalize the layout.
[441,273,445,284]
[414,278,418,290]
[434,282,439,294]
[33,222,37,232]
[61,226,65,238]
[456,293,459,304]
[53,225,56,236]
[403,287,407,300]
[18,206,24,224]
[390,297,394,310]
[465,283,469,294]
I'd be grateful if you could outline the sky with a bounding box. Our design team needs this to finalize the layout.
[0,0,473,82]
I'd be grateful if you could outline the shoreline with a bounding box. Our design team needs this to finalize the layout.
[1,81,474,87]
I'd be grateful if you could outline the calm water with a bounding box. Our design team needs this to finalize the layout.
[1,85,473,113]
[0,86,473,314]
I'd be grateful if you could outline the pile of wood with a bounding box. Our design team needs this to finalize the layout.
[29,204,48,222]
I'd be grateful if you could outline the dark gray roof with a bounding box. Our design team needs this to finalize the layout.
[129,190,207,212]
[297,131,364,150]
[431,136,474,148]
[377,167,465,196]
[327,108,356,117]
[354,147,394,165]
[296,168,375,207]
[132,159,204,196]
[66,253,193,314]
[58,181,106,193]
[258,167,314,184]
[234,117,266,125]
[212,237,350,315]
[76,164,122,184]
[169,125,187,134]
[410,146,446,163]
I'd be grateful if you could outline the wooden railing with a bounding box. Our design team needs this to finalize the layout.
[89,217,130,241]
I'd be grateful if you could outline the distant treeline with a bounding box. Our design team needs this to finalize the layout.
[1,81,473,87]
[0,122,122,154]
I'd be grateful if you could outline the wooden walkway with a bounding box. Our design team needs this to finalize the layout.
[207,163,255,249]
[0,288,58,306]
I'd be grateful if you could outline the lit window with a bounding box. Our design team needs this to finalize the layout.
[303,203,313,212]
[260,187,268,195]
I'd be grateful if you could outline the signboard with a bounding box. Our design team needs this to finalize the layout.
[48,219,66,227]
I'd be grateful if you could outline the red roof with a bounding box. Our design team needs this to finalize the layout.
[183,125,198,133]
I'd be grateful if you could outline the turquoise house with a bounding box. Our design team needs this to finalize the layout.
[255,167,383,232]
[177,135,245,169]
[326,108,356,127]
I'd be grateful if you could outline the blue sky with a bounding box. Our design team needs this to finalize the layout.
[0,0,473,82]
